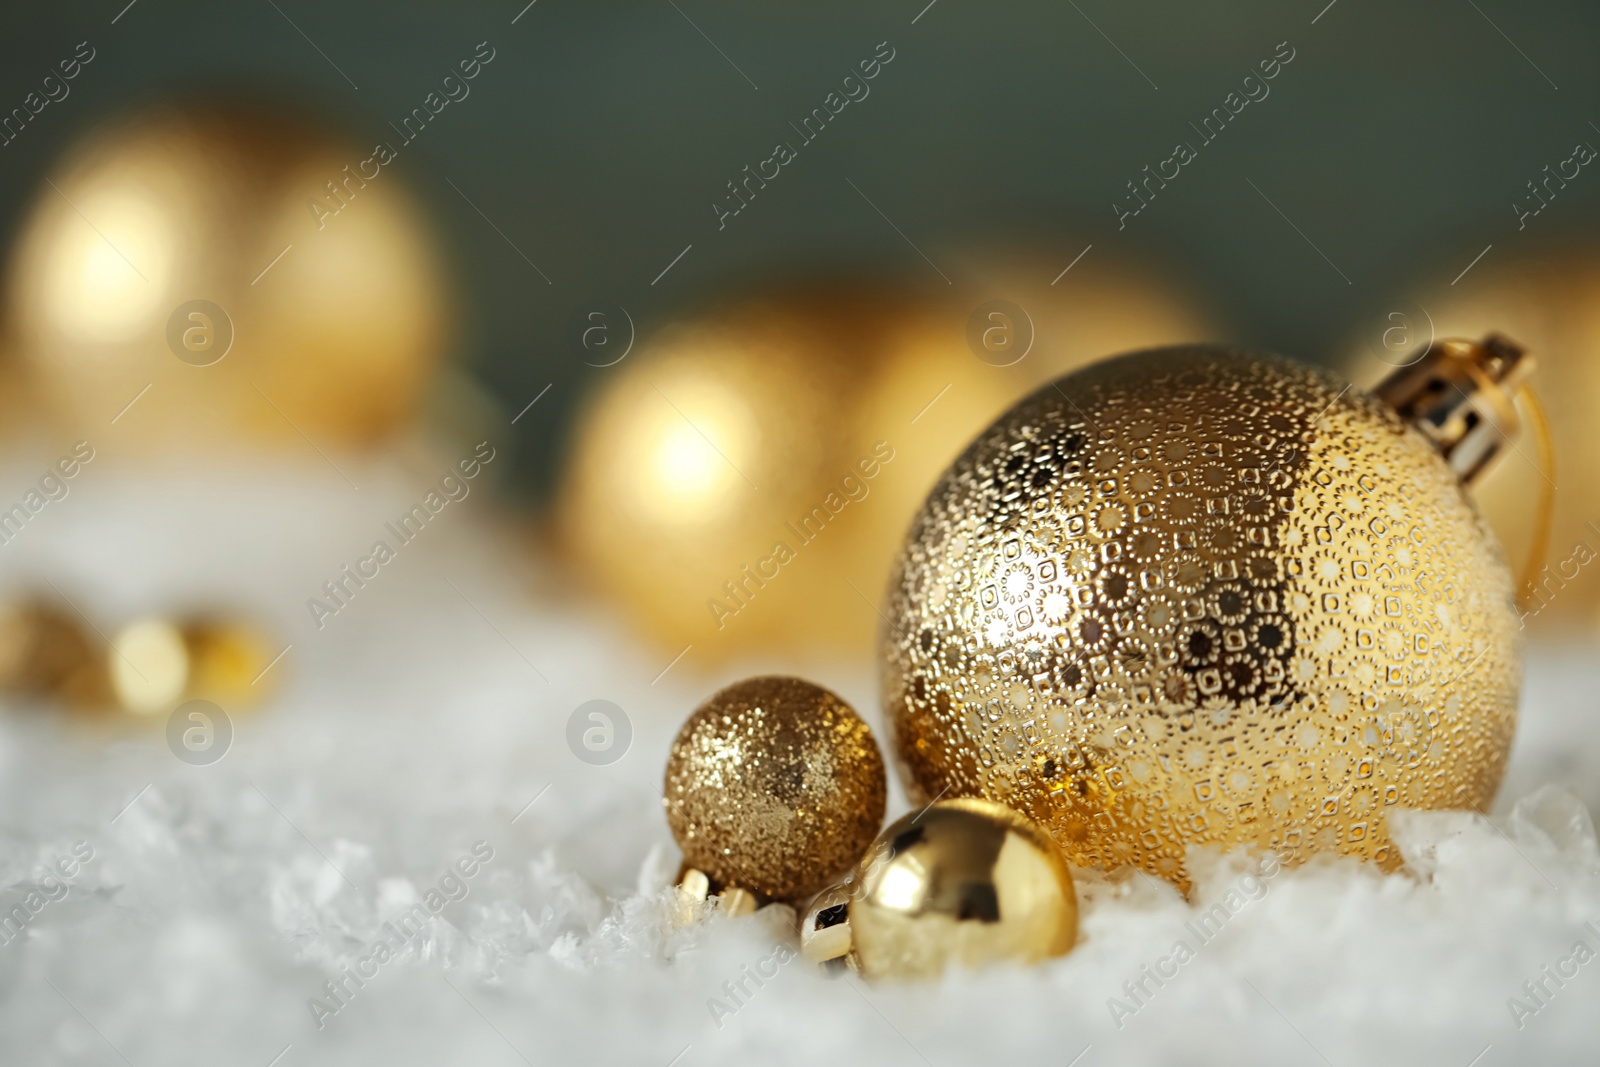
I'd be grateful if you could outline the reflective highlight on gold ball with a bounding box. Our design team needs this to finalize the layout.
[849,798,1077,981]
[881,347,1522,887]
[663,676,886,901]
[5,104,448,449]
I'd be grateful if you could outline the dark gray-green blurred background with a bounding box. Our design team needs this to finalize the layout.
[3,0,1597,497]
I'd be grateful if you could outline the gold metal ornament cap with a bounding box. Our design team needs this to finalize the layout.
[1372,333,1532,483]
[663,676,887,901]
[880,345,1522,888]
[800,884,854,964]
[849,798,1078,981]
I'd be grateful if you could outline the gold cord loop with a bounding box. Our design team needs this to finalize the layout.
[1515,384,1557,610]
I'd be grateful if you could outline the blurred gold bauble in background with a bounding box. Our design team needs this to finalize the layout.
[180,616,282,709]
[564,297,857,657]
[1346,252,1600,628]
[108,615,280,717]
[4,104,449,449]
[561,260,1215,658]
[0,599,103,704]
[882,347,1522,888]
[0,355,39,446]
[0,600,280,719]
[849,798,1077,981]
[663,676,886,901]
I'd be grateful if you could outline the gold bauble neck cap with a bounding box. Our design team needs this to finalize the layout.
[1376,333,1532,484]
[1377,332,1554,599]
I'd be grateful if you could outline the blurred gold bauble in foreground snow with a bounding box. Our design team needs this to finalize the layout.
[1344,251,1600,629]
[0,599,101,704]
[881,347,1521,888]
[4,103,449,449]
[107,615,280,717]
[560,262,1215,659]
[0,600,279,719]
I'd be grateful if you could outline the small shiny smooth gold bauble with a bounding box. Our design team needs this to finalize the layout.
[882,347,1522,887]
[663,676,887,901]
[849,798,1077,980]
[1346,254,1600,628]
[562,273,1213,659]
[6,104,447,449]
[110,618,189,715]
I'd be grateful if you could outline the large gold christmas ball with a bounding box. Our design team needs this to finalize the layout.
[849,798,1077,980]
[663,676,886,901]
[881,347,1522,887]
[562,268,1213,658]
[4,104,448,448]
[1346,252,1600,628]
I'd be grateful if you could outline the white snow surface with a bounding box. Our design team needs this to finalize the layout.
[0,456,1598,1067]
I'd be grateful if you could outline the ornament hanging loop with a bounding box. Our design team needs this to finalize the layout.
[1375,333,1533,484]
[1512,383,1557,605]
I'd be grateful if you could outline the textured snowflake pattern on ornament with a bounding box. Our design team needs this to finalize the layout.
[881,346,1522,888]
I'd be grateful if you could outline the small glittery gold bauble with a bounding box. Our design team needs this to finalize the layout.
[1345,253,1600,628]
[849,798,1077,980]
[0,600,102,703]
[562,273,1213,659]
[5,104,448,449]
[663,676,887,901]
[882,346,1522,887]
